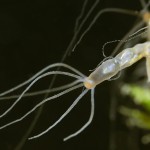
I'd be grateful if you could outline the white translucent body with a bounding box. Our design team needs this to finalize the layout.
[84,42,150,89]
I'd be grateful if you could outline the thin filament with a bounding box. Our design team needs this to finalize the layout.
[63,88,95,141]
[72,8,139,52]
[0,63,85,97]
[103,25,148,57]
[0,71,84,118]
[111,21,145,56]
[28,88,89,140]
[0,80,80,101]
[74,0,89,32]
[68,0,100,56]
[0,83,83,130]
[129,26,149,37]
[142,0,150,12]
[139,0,146,8]
[74,0,100,33]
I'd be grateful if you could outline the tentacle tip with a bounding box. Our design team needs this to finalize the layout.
[63,137,69,142]
[28,137,34,140]
[0,115,5,119]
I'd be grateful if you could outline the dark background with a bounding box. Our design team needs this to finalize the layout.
[0,0,149,150]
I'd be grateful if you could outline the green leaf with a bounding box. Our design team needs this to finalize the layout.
[121,84,150,111]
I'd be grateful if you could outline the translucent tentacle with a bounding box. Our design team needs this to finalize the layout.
[139,0,146,8]
[0,80,80,101]
[0,83,83,130]
[142,0,150,12]
[0,63,85,97]
[0,71,84,118]
[111,21,144,56]
[74,0,88,32]
[63,88,95,141]
[72,8,139,52]
[28,88,88,140]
